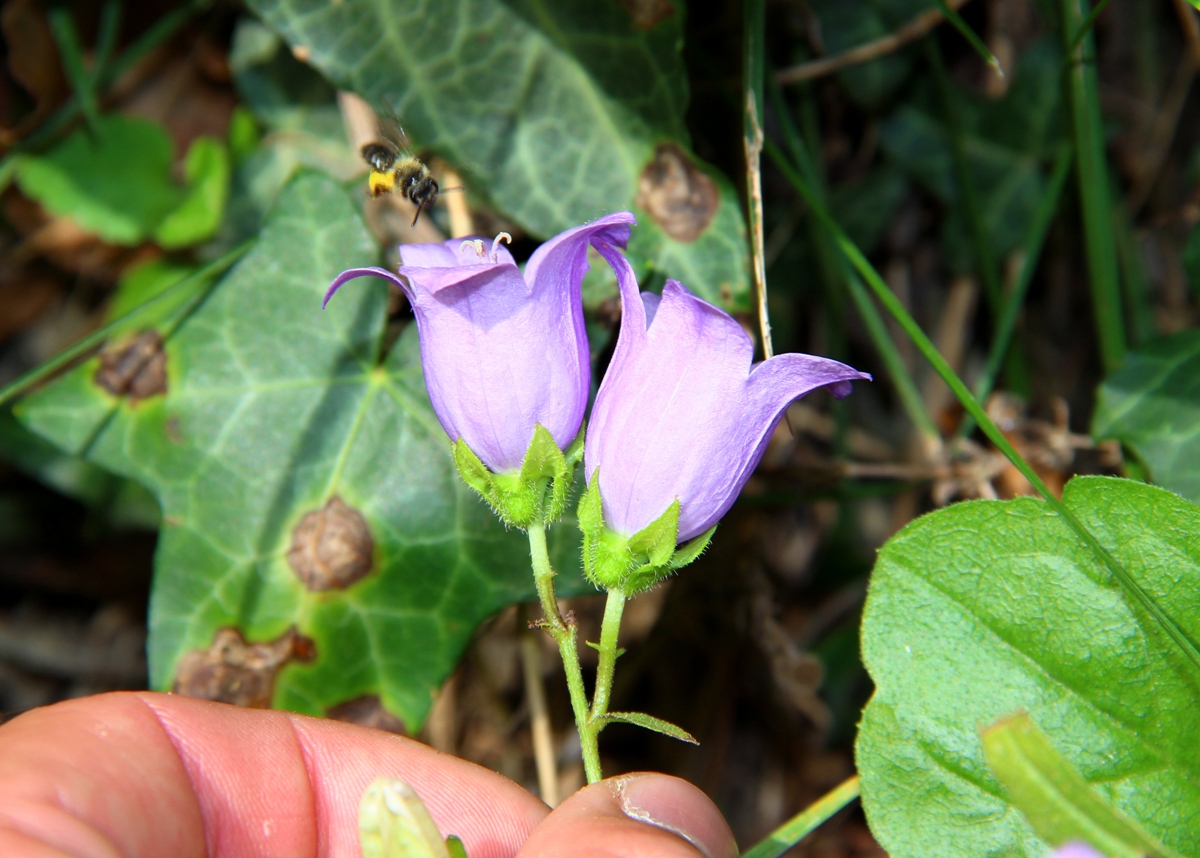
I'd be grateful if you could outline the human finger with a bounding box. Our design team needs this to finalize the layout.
[518,773,738,858]
[0,691,549,858]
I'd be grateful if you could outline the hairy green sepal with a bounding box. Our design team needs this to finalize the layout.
[452,424,582,528]
[578,470,716,594]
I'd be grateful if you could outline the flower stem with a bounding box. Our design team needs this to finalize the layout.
[527,520,602,784]
[589,586,626,723]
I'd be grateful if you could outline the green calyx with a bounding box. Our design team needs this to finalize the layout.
[452,423,583,528]
[578,470,716,595]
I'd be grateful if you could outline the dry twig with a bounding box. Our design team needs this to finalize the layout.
[776,0,974,85]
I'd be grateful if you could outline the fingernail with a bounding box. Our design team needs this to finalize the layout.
[614,774,738,858]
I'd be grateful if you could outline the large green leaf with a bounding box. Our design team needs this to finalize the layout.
[17,170,586,730]
[856,476,1200,857]
[244,0,749,309]
[1092,330,1200,505]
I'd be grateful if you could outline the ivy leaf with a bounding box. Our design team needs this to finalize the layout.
[16,170,587,730]
[244,0,749,309]
[856,476,1200,858]
[880,105,1044,274]
[1092,330,1200,504]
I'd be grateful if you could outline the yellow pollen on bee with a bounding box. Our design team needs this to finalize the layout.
[368,170,396,197]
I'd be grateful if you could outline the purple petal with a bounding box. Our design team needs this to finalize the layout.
[391,217,634,473]
[323,267,405,309]
[523,212,635,293]
[587,279,870,541]
[399,237,517,269]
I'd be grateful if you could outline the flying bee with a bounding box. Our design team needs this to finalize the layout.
[361,108,440,227]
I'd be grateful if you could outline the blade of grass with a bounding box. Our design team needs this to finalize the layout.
[48,9,100,135]
[1068,0,1115,54]
[0,241,251,410]
[744,0,772,358]
[932,0,1005,77]
[924,37,1002,314]
[766,80,941,444]
[20,0,210,152]
[763,77,850,449]
[1113,205,1155,347]
[1061,0,1126,373]
[93,2,124,84]
[741,776,860,858]
[765,134,1200,675]
[957,143,1073,439]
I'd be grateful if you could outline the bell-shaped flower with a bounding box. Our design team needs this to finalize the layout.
[325,211,635,526]
[578,244,870,593]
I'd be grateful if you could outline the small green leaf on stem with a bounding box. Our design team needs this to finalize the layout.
[932,0,1005,77]
[983,712,1183,858]
[598,712,699,745]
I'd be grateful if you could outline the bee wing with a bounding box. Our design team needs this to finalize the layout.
[374,97,415,154]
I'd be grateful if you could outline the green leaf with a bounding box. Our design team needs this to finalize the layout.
[0,409,159,531]
[155,136,231,249]
[1092,330,1200,504]
[14,115,184,245]
[599,711,698,745]
[221,18,361,244]
[244,0,750,309]
[16,170,585,730]
[359,777,452,858]
[856,476,1200,858]
[983,712,1184,858]
[880,104,1045,273]
[105,258,200,323]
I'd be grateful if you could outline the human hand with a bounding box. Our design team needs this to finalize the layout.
[0,691,739,858]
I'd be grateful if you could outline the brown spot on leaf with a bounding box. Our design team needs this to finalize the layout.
[616,0,675,29]
[172,626,315,708]
[636,143,718,242]
[327,695,407,734]
[287,496,374,591]
[95,331,167,401]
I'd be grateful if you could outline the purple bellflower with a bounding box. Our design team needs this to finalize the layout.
[325,212,635,473]
[578,243,870,592]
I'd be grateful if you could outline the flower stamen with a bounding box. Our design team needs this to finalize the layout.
[458,239,486,259]
[490,232,513,263]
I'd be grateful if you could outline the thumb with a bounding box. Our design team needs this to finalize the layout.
[518,773,738,858]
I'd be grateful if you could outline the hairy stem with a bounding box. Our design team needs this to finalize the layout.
[527,521,600,783]
[589,586,627,724]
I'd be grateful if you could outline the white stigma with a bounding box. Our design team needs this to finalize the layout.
[458,239,486,259]
[489,232,512,263]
